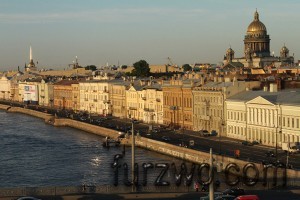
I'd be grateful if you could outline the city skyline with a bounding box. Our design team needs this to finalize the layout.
[0,0,299,70]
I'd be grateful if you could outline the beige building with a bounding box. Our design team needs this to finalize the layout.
[141,83,164,125]
[226,86,300,147]
[37,80,53,106]
[109,80,130,118]
[192,79,260,135]
[126,84,144,120]
[72,83,80,111]
[79,80,111,115]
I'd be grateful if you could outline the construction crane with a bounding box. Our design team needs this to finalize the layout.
[167,57,174,66]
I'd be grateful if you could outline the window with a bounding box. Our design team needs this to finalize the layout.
[297,119,299,129]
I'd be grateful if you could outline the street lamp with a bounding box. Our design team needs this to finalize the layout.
[129,114,138,189]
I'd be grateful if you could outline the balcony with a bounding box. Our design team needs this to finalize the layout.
[84,98,88,101]
[129,107,137,110]
[169,106,177,110]
[103,90,109,93]
[142,97,146,100]
[93,99,98,102]
[156,98,161,102]
[144,108,155,112]
[103,100,110,104]
[93,90,97,92]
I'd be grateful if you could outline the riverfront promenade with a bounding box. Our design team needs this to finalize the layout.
[1,103,300,195]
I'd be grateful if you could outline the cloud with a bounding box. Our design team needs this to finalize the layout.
[0,7,208,24]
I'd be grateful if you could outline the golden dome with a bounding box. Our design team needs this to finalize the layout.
[246,10,267,33]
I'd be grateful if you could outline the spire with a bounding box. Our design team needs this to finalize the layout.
[254,9,259,21]
[30,46,32,61]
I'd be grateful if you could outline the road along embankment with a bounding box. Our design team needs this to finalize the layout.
[122,135,300,186]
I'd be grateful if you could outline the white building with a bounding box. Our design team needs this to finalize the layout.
[79,80,111,115]
[226,86,300,147]
[0,76,12,100]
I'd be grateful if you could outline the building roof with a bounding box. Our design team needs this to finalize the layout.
[54,79,79,86]
[227,89,300,105]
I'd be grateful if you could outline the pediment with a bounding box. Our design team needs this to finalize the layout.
[246,96,276,106]
[128,86,137,91]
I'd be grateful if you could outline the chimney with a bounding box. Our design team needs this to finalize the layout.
[270,83,278,92]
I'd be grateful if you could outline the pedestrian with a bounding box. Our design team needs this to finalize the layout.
[194,181,199,192]
[82,183,86,193]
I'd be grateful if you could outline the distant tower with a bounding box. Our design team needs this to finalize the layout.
[25,46,37,72]
[225,47,235,63]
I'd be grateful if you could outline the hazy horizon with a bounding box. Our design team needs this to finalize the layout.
[0,0,299,71]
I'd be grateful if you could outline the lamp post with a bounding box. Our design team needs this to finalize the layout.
[129,113,136,189]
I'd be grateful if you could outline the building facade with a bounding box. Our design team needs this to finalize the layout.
[53,80,78,110]
[79,80,111,115]
[226,87,300,147]
[162,79,197,130]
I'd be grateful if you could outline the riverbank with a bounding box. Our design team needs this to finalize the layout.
[1,104,300,186]
[0,104,120,139]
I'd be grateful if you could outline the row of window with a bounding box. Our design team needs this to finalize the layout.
[79,85,108,91]
[163,96,192,108]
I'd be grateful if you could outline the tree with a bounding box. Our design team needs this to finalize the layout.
[85,65,97,71]
[132,60,150,77]
[182,64,192,72]
[121,65,128,69]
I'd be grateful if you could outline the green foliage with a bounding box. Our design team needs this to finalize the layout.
[193,67,200,72]
[85,65,97,71]
[132,60,150,77]
[121,65,128,69]
[182,64,192,72]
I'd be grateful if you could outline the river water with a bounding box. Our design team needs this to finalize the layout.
[0,111,182,188]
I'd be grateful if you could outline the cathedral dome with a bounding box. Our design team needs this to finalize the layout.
[280,45,289,54]
[246,10,267,34]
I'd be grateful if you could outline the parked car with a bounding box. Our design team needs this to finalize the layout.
[162,136,171,141]
[211,130,218,136]
[251,140,259,145]
[242,141,253,146]
[215,195,236,200]
[200,192,223,200]
[234,195,259,200]
[222,188,245,197]
[199,130,210,137]
[265,151,275,157]
[17,197,41,200]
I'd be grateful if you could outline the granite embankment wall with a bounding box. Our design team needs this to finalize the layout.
[0,104,120,139]
[122,136,300,185]
[53,118,119,138]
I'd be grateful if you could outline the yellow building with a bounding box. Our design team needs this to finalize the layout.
[162,79,198,130]
[53,80,78,110]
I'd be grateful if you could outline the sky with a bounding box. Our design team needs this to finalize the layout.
[0,0,299,70]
